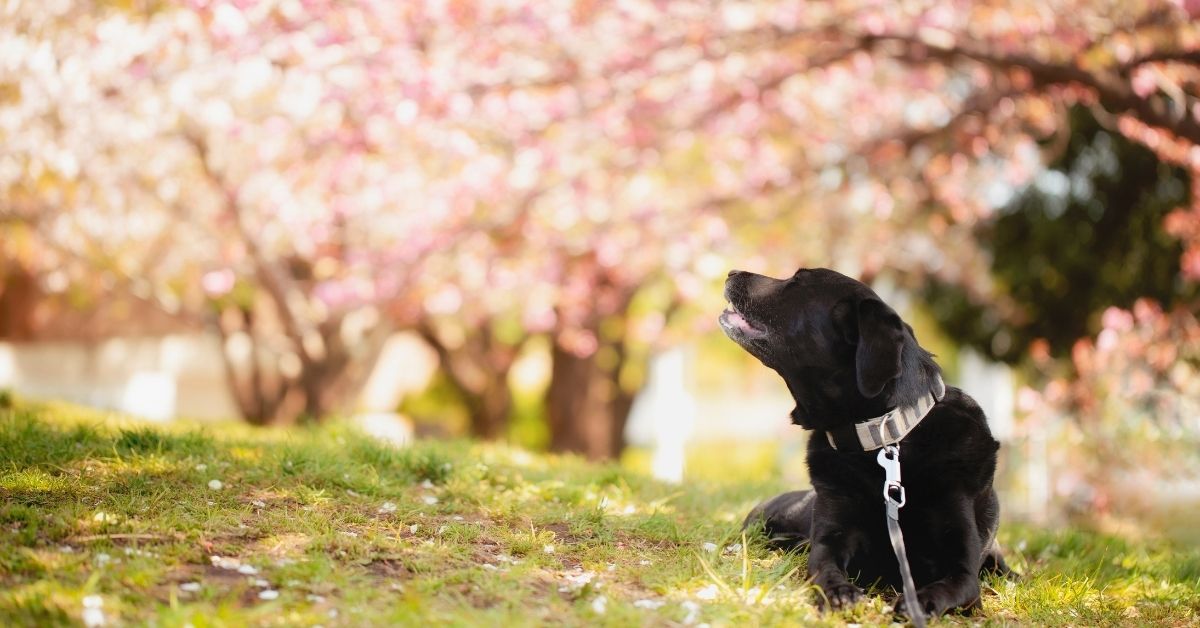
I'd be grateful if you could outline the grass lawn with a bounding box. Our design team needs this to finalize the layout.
[2,398,1199,627]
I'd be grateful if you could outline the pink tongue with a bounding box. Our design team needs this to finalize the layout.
[727,310,752,330]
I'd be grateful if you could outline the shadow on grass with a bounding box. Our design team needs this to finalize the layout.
[0,407,220,470]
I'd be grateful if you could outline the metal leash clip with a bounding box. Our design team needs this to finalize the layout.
[878,444,905,518]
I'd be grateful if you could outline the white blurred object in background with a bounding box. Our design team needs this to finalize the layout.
[350,412,414,447]
[120,371,176,422]
[358,332,437,412]
[626,348,696,483]
[958,348,1015,441]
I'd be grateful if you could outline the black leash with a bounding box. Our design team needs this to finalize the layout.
[877,444,926,628]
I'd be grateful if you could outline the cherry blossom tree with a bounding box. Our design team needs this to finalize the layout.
[410,0,1200,456]
[1,0,467,423]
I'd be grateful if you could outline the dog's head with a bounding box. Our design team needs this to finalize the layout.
[720,267,936,428]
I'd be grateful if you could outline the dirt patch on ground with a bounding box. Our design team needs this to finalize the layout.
[241,489,306,509]
[143,562,255,605]
[249,532,312,559]
[468,536,508,564]
[162,562,257,585]
[198,533,268,558]
[364,557,413,579]
[453,581,504,608]
[541,521,582,543]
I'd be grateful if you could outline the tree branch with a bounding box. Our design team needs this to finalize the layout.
[1120,49,1200,71]
[860,33,1200,146]
[183,131,324,363]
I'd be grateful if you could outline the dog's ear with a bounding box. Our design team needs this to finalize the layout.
[854,297,905,398]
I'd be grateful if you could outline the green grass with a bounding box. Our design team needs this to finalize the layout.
[2,399,1198,626]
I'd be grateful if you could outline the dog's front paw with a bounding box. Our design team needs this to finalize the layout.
[817,583,864,610]
[895,587,978,620]
[894,594,932,623]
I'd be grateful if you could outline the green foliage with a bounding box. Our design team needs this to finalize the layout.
[2,399,1199,626]
[507,338,551,450]
[926,106,1196,362]
[507,384,550,451]
[397,350,551,450]
[397,371,470,436]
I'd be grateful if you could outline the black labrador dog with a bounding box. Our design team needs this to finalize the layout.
[720,267,1012,620]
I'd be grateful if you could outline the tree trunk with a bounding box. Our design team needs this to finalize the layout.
[214,305,369,425]
[215,307,285,425]
[0,266,39,340]
[299,362,332,423]
[608,385,636,457]
[416,320,522,440]
[545,341,634,461]
[464,378,512,440]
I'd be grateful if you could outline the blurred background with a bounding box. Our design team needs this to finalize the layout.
[2,0,1199,541]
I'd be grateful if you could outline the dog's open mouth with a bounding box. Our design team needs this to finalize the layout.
[719,302,768,339]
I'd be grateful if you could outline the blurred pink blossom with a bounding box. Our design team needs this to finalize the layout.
[201,269,236,296]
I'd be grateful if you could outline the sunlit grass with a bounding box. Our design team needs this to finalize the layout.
[1,397,1198,626]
